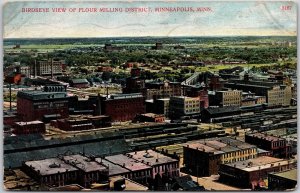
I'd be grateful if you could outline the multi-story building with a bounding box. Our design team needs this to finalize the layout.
[183,137,257,177]
[22,158,79,187]
[245,132,291,158]
[209,90,242,107]
[218,156,296,189]
[208,75,225,91]
[144,81,181,100]
[17,85,69,122]
[102,93,145,122]
[184,86,209,109]
[61,154,109,188]
[153,98,170,117]
[224,77,292,107]
[127,150,180,179]
[169,96,200,119]
[104,154,152,184]
[31,59,63,77]
[268,169,297,191]
[267,85,292,107]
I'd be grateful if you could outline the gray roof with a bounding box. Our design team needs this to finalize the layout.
[4,139,130,168]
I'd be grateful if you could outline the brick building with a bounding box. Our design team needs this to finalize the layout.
[245,132,291,158]
[17,86,69,122]
[22,158,79,187]
[23,154,109,188]
[127,150,180,179]
[218,156,296,189]
[104,154,152,184]
[134,113,165,123]
[268,169,297,191]
[102,93,145,122]
[183,137,257,177]
[61,154,109,188]
[208,75,225,91]
[144,81,181,100]
[69,79,90,88]
[13,121,46,135]
[184,86,209,109]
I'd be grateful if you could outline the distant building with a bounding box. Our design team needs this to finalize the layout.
[152,42,163,50]
[225,77,292,107]
[17,85,69,122]
[127,149,180,179]
[200,106,241,123]
[152,98,170,117]
[184,86,209,109]
[61,154,109,188]
[104,43,121,52]
[173,45,185,50]
[169,96,200,119]
[123,68,145,94]
[102,93,145,122]
[218,156,296,189]
[245,132,291,158]
[104,154,152,184]
[97,66,113,72]
[209,90,242,107]
[22,158,79,187]
[183,137,257,177]
[12,121,45,135]
[53,118,93,131]
[144,81,181,100]
[31,59,63,77]
[209,75,225,91]
[5,72,22,84]
[134,113,165,123]
[70,79,90,88]
[268,169,297,191]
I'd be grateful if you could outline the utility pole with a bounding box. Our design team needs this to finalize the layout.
[196,165,199,185]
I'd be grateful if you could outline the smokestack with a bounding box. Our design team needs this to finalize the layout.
[34,60,37,78]
[51,58,54,80]
[9,84,12,111]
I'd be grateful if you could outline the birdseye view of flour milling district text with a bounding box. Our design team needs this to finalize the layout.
[3,0,297,191]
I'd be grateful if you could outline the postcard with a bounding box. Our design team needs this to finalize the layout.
[3,0,297,191]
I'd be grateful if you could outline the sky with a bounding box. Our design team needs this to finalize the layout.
[3,1,297,38]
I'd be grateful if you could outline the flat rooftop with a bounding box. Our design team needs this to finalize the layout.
[15,121,44,126]
[95,158,129,176]
[185,137,256,154]
[246,132,285,142]
[24,158,78,176]
[184,143,224,155]
[105,154,151,171]
[62,154,107,173]
[223,156,293,172]
[270,169,297,181]
[127,150,177,166]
